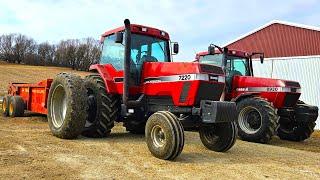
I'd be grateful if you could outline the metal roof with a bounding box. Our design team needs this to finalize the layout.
[225,20,320,58]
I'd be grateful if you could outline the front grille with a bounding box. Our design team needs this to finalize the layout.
[195,82,224,105]
[285,81,300,88]
[283,93,300,107]
[200,64,224,74]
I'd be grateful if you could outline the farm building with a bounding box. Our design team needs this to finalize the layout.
[225,20,320,129]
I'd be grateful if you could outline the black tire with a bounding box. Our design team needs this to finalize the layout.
[82,75,119,138]
[277,101,317,141]
[277,121,316,141]
[145,111,184,160]
[124,120,146,134]
[199,121,237,152]
[47,73,88,139]
[2,96,11,117]
[236,97,279,143]
[8,96,25,117]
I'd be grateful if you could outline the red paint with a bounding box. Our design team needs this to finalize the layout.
[100,24,170,42]
[89,62,225,106]
[228,76,300,108]
[7,79,53,114]
[195,50,301,108]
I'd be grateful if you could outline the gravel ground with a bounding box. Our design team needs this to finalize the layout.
[0,115,319,179]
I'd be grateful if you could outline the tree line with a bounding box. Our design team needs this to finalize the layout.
[0,33,101,71]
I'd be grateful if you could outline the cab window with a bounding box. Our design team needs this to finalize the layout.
[226,57,249,76]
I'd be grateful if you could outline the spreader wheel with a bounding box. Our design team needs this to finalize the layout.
[47,73,88,139]
[8,96,25,117]
[199,121,237,152]
[145,111,184,160]
[2,96,11,117]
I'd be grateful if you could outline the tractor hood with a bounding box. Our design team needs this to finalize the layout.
[233,76,301,93]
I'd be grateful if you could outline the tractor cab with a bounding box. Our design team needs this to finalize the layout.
[195,46,261,95]
[99,24,178,85]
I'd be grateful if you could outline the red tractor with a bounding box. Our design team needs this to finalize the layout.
[195,44,318,143]
[2,20,238,160]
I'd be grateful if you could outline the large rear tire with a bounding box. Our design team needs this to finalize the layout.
[47,73,88,139]
[236,97,279,143]
[277,121,316,141]
[8,96,25,117]
[2,96,11,117]
[277,101,318,141]
[82,75,119,138]
[145,111,184,160]
[199,121,237,152]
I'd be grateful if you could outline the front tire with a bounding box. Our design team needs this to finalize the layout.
[199,121,237,152]
[47,73,88,139]
[145,111,184,160]
[236,97,279,143]
[82,75,119,138]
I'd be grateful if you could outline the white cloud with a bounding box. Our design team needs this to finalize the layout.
[0,0,319,60]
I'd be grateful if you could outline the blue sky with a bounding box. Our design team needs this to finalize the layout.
[0,0,319,61]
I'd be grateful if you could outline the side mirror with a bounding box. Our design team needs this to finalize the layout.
[260,55,264,64]
[208,45,215,54]
[115,32,123,43]
[173,43,179,54]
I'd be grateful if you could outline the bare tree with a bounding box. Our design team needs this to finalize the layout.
[0,34,15,63]
[38,42,55,66]
[0,32,101,71]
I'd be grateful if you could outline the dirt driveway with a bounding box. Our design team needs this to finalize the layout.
[0,114,319,179]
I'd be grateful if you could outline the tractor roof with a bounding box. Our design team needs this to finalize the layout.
[101,24,170,41]
[195,49,250,60]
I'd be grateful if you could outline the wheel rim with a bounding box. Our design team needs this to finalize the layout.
[151,125,166,148]
[279,122,295,134]
[202,127,219,144]
[238,106,262,134]
[50,84,67,128]
[9,102,13,114]
[86,89,97,127]
[2,98,7,112]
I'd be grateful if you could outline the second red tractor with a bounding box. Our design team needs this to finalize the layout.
[195,45,318,143]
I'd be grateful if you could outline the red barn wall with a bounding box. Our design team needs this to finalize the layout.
[226,23,320,58]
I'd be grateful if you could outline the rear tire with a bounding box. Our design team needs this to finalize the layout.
[145,111,184,160]
[277,121,316,141]
[199,121,237,152]
[47,73,88,139]
[236,97,279,143]
[2,96,11,117]
[8,96,25,117]
[82,75,119,138]
[277,101,318,141]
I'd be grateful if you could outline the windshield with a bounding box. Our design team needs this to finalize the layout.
[199,54,250,76]
[199,54,223,66]
[100,33,170,70]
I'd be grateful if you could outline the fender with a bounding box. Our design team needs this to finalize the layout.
[89,64,119,93]
[231,92,260,103]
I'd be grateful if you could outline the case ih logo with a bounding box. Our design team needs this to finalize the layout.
[236,87,301,93]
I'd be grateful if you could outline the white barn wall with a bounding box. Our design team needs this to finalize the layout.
[252,56,320,130]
